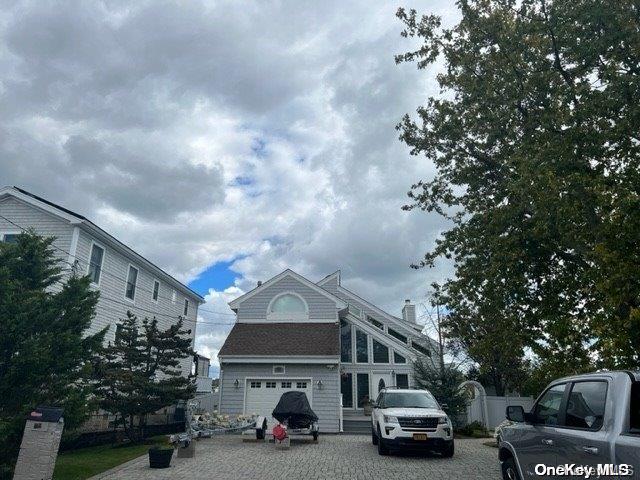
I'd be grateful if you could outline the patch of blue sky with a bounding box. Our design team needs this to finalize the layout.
[188,259,243,296]
[251,137,268,158]
[231,175,254,186]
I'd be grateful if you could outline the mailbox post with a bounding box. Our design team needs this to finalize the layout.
[13,406,64,480]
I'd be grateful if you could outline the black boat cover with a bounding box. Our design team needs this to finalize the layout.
[272,391,318,428]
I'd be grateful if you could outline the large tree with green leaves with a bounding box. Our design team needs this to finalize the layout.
[0,232,105,474]
[397,0,640,388]
[95,311,196,443]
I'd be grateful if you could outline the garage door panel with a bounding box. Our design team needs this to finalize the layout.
[245,378,311,426]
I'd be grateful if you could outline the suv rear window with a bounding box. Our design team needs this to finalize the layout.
[631,382,640,434]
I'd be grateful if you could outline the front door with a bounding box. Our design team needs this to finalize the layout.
[372,372,392,399]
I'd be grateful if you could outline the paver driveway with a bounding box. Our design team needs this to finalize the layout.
[94,435,501,480]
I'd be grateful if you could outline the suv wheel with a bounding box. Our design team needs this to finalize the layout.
[501,457,520,480]
[376,426,389,455]
[441,440,454,458]
[371,428,378,445]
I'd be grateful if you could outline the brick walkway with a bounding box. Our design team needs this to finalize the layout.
[93,435,502,480]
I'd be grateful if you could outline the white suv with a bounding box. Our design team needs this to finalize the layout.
[371,388,454,456]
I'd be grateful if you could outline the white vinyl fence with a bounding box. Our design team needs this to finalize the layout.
[466,395,534,429]
[194,393,219,413]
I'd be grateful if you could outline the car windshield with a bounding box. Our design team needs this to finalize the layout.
[383,392,439,409]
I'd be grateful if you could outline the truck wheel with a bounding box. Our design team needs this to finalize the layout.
[441,441,454,458]
[376,427,389,455]
[371,428,378,445]
[501,457,520,480]
[312,431,319,442]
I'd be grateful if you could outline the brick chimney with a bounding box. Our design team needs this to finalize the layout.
[402,299,416,324]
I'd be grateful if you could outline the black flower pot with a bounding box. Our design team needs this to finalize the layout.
[148,447,173,468]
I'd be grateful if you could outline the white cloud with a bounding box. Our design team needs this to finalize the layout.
[0,0,459,374]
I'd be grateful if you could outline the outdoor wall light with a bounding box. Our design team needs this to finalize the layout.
[316,380,323,390]
[234,379,240,389]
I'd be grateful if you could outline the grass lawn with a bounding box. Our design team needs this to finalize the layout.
[53,436,169,480]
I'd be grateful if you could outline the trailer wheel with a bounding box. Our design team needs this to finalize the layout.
[312,431,319,442]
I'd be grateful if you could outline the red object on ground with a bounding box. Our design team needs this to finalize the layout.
[272,424,287,441]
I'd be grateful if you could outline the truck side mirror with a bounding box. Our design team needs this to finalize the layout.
[506,405,525,422]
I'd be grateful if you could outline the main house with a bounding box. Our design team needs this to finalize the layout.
[218,269,437,433]
[0,186,204,377]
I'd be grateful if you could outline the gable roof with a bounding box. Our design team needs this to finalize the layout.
[218,322,339,357]
[0,186,204,302]
[228,268,348,311]
[317,270,341,287]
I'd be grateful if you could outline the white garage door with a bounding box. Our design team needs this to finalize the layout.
[244,378,312,426]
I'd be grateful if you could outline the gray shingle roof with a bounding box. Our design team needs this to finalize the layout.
[218,322,339,357]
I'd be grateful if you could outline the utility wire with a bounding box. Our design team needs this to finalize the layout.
[43,275,236,326]
[0,214,238,318]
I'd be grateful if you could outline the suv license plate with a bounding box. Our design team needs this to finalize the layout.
[413,434,428,441]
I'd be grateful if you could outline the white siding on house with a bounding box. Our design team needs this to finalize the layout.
[75,229,198,376]
[0,193,200,378]
[0,196,75,293]
[219,363,341,433]
[237,276,338,322]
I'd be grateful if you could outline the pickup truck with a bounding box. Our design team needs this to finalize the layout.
[499,371,639,479]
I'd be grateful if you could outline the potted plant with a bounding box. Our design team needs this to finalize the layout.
[148,444,174,469]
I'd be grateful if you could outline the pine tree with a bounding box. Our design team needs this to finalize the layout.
[95,311,196,442]
[0,232,105,474]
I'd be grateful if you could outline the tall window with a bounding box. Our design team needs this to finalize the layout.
[372,339,389,363]
[412,342,431,357]
[88,243,104,285]
[394,351,407,364]
[125,265,138,300]
[356,329,368,363]
[341,373,353,408]
[357,373,370,408]
[365,315,384,330]
[340,320,352,363]
[388,328,408,344]
[184,299,189,316]
[396,374,409,389]
[152,280,160,301]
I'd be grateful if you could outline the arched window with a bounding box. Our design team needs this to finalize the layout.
[378,378,386,391]
[267,293,309,320]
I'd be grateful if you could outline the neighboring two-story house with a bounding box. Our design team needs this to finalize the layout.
[218,269,437,433]
[0,186,204,377]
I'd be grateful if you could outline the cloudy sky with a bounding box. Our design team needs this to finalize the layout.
[0,0,458,375]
